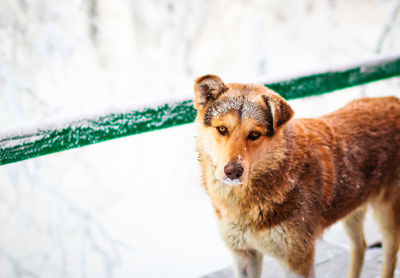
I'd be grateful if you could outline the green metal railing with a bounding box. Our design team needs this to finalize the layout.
[1,54,400,166]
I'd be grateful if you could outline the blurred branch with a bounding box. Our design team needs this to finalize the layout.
[6,166,31,229]
[376,1,400,53]
[361,1,400,96]
[86,0,99,45]
[24,164,133,278]
[1,162,133,278]
[51,204,69,278]
[0,249,40,278]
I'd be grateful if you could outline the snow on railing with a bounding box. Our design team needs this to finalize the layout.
[1,53,400,166]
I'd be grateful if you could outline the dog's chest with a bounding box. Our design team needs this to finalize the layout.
[218,218,289,258]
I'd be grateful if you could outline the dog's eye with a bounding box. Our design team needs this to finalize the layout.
[216,126,228,135]
[248,131,261,141]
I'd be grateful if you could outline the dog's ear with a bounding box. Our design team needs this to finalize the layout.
[194,75,228,110]
[262,93,294,135]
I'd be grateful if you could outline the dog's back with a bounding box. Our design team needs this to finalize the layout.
[323,97,400,192]
[291,97,400,227]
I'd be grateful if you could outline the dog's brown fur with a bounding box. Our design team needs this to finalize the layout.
[194,75,400,278]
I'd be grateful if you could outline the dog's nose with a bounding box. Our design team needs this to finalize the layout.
[224,163,244,180]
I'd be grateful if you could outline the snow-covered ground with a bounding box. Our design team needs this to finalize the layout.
[0,0,399,277]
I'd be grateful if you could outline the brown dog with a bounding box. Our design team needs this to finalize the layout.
[194,75,400,278]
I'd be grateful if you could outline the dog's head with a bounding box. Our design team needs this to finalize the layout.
[194,75,294,187]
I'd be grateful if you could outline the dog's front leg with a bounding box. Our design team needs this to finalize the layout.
[281,256,316,278]
[232,249,263,278]
[283,267,316,278]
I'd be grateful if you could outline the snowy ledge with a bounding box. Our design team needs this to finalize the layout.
[1,53,400,166]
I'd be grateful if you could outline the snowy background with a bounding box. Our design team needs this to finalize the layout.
[0,0,400,277]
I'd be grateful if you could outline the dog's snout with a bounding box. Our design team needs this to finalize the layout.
[224,163,244,180]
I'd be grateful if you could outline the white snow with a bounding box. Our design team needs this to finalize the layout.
[222,178,243,187]
[251,52,400,85]
[0,134,45,149]
[0,94,193,142]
